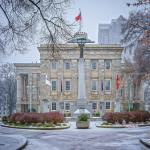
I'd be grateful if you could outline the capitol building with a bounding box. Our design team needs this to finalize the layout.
[15,41,126,116]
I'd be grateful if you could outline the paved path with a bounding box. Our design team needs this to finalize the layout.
[0,121,149,150]
[0,134,27,150]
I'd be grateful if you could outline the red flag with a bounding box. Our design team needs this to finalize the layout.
[101,80,104,92]
[116,74,120,90]
[75,12,81,22]
[61,80,63,93]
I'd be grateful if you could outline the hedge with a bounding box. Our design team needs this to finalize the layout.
[102,111,150,124]
[3,112,64,124]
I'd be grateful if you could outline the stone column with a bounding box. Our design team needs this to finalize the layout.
[76,58,87,109]
[77,58,86,100]
[99,60,105,114]
[85,59,90,100]
[16,74,22,112]
[28,73,33,112]
[71,59,78,100]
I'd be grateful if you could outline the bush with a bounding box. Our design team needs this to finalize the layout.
[102,111,150,124]
[77,114,89,122]
[64,112,71,117]
[2,116,10,122]
[43,112,64,124]
[92,112,100,117]
[4,112,64,125]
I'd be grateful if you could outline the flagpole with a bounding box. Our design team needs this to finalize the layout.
[61,77,63,101]
[115,73,121,112]
[79,8,81,32]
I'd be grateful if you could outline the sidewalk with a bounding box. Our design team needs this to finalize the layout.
[0,134,27,150]
[140,138,150,148]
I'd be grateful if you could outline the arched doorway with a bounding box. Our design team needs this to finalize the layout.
[42,99,49,112]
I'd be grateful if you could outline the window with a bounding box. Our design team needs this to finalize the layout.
[92,103,97,110]
[65,80,71,91]
[105,79,111,92]
[106,102,110,110]
[104,60,111,70]
[51,60,57,70]
[91,80,98,91]
[21,104,28,112]
[91,60,97,70]
[64,60,70,70]
[51,80,57,91]
[65,103,70,110]
[52,102,56,110]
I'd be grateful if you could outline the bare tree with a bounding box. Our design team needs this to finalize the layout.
[127,0,150,7]
[122,10,150,48]
[122,1,150,108]
[0,63,16,115]
[122,0,150,78]
[0,0,73,55]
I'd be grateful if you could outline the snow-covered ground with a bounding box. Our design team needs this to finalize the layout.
[0,121,149,150]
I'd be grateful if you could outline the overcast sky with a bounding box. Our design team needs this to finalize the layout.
[1,0,134,63]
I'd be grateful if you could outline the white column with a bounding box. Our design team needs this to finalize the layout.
[16,75,22,101]
[78,58,86,100]
[16,74,22,112]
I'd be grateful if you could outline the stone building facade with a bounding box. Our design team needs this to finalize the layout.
[15,44,123,115]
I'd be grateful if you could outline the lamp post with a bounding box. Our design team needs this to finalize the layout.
[68,32,94,112]
[68,32,94,58]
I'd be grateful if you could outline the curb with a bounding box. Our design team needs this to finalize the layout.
[17,138,28,150]
[96,125,126,128]
[139,138,150,148]
[95,123,126,128]
[138,124,150,127]
[0,134,28,150]
[96,123,150,129]
[1,124,70,130]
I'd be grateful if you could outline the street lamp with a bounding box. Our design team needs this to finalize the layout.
[68,32,94,58]
[68,32,94,111]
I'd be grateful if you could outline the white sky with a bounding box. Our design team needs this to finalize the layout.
[1,0,134,63]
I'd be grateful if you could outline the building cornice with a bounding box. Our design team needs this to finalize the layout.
[14,63,40,67]
[38,44,123,52]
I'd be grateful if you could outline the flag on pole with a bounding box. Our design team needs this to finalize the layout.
[75,11,81,22]
[116,74,120,90]
[61,80,63,93]
[101,80,104,92]
[45,74,51,86]
[75,9,82,31]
